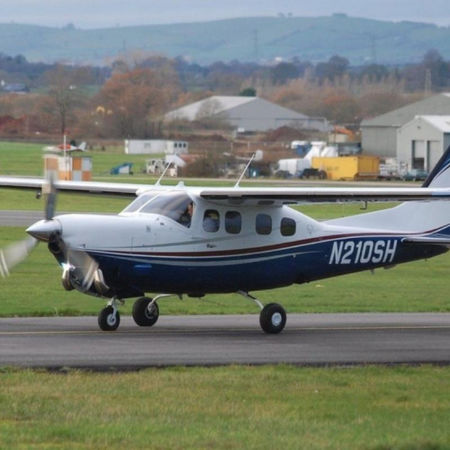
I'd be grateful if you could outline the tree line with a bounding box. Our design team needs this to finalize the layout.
[0,50,449,139]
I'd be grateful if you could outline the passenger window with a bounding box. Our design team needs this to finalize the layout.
[281,217,296,236]
[225,211,241,234]
[203,210,220,232]
[256,213,272,235]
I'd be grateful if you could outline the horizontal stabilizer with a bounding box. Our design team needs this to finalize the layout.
[403,236,450,247]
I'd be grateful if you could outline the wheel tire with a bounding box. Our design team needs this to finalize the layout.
[98,306,120,331]
[259,303,286,334]
[132,297,159,327]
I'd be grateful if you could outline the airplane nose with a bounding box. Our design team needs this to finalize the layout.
[26,219,62,242]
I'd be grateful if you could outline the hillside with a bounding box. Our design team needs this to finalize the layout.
[1,15,450,65]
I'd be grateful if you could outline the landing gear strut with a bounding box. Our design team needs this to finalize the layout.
[238,291,287,334]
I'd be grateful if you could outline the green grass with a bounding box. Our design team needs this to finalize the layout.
[0,365,448,449]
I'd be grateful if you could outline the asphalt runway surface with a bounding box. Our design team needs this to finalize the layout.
[0,313,449,369]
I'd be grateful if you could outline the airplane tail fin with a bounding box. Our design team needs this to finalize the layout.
[325,145,450,233]
[78,142,87,151]
[422,145,450,187]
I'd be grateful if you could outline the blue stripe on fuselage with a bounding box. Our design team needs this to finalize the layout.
[86,234,447,295]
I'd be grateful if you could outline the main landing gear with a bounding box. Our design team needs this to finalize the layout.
[238,291,287,334]
[97,294,173,331]
[97,292,287,334]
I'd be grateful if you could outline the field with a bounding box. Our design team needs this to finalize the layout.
[0,365,449,449]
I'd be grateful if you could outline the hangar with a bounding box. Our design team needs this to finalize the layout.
[361,93,450,158]
[397,115,450,171]
[165,95,330,132]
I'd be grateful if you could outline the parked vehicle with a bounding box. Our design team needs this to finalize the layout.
[402,169,428,182]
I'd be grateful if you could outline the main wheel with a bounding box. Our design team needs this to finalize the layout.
[98,306,120,331]
[259,303,286,334]
[132,297,159,327]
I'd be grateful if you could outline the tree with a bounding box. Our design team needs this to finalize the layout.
[42,64,90,134]
[95,68,179,138]
[270,62,300,85]
[239,87,256,97]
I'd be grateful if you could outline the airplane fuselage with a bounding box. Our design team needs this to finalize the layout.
[50,200,447,298]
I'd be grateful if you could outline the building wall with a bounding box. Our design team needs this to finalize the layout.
[397,119,447,171]
[218,98,329,132]
[361,126,397,157]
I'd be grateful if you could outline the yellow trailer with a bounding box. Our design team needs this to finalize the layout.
[311,156,380,181]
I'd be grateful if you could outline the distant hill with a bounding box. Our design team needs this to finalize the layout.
[1,15,450,65]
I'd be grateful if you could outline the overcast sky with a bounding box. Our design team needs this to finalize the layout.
[2,0,450,28]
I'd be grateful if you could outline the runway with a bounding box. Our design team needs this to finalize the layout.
[0,313,449,369]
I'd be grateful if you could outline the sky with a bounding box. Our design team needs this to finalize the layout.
[1,0,450,29]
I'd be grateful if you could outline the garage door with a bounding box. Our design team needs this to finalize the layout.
[412,140,425,169]
[427,140,441,171]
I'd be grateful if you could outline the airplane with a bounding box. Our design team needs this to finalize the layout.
[44,142,87,153]
[1,147,450,334]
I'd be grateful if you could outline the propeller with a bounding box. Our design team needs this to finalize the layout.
[1,175,102,294]
[0,237,38,277]
[0,177,57,278]
[65,248,98,292]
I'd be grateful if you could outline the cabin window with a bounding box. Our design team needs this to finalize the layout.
[203,210,220,232]
[280,217,296,236]
[138,192,194,227]
[225,211,241,234]
[256,213,272,235]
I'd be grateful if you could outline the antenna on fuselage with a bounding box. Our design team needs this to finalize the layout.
[155,160,173,186]
[234,153,255,188]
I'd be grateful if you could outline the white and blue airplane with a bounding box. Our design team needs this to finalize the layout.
[1,148,450,333]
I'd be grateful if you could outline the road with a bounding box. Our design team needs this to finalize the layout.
[0,313,448,369]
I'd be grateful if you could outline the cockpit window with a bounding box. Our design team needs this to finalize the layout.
[121,193,158,213]
[139,192,194,227]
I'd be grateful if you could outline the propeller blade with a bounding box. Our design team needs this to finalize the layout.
[43,175,57,221]
[0,237,38,277]
[66,249,98,291]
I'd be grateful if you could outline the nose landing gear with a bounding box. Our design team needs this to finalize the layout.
[98,298,122,331]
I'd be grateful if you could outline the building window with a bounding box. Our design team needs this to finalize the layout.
[256,213,272,235]
[225,211,241,234]
[280,217,296,236]
[203,210,220,232]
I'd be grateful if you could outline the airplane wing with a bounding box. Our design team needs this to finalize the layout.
[0,176,144,197]
[2,176,450,203]
[199,186,450,204]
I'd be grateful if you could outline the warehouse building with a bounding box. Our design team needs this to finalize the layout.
[361,93,450,158]
[165,95,330,132]
[397,115,450,171]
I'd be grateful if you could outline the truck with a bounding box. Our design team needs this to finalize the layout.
[311,156,379,181]
[275,158,312,177]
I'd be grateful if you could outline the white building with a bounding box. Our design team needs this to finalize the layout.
[125,140,188,155]
[397,115,450,171]
[361,93,450,157]
[166,95,329,132]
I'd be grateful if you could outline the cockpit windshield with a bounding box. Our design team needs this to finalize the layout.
[121,193,158,214]
[123,191,194,227]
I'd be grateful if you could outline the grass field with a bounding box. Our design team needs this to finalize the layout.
[0,365,448,449]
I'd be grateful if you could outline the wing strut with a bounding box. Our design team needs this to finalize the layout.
[234,153,256,188]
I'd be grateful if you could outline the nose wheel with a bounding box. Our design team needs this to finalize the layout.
[98,305,121,331]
